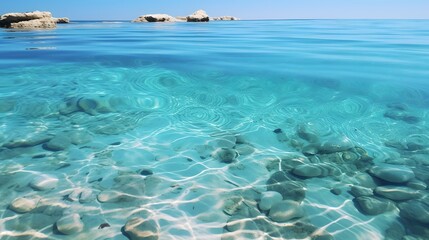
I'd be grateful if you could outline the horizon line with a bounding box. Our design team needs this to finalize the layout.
[70,18,429,21]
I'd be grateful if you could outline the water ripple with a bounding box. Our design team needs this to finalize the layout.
[176,106,231,130]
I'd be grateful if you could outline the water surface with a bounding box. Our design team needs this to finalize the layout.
[1,20,429,240]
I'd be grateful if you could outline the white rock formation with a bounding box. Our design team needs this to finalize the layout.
[186,10,209,22]
[0,11,69,29]
[133,14,177,23]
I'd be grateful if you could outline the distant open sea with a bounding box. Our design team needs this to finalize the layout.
[1,20,429,240]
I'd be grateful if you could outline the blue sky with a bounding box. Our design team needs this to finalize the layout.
[1,0,428,20]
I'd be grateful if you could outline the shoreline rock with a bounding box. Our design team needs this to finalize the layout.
[186,10,209,22]
[0,11,69,29]
[132,10,239,24]
[53,17,70,24]
[212,16,239,21]
[132,14,177,23]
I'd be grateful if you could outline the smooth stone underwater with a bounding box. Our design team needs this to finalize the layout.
[266,171,306,202]
[355,196,396,215]
[369,165,415,183]
[398,200,429,224]
[268,200,304,222]
[374,186,421,201]
[124,217,159,240]
[9,197,38,213]
[29,175,59,191]
[55,213,84,235]
[259,191,283,211]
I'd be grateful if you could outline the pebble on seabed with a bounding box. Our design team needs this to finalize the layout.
[124,217,159,240]
[369,165,415,183]
[212,148,238,163]
[268,200,304,222]
[259,191,283,211]
[374,186,421,201]
[9,197,38,213]
[55,213,84,235]
[29,175,59,191]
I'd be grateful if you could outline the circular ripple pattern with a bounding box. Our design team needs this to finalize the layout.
[124,93,181,113]
[175,106,233,130]
[191,91,227,107]
[335,97,372,117]
[128,67,189,93]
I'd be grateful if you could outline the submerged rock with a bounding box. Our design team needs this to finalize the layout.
[296,123,320,143]
[223,196,244,216]
[355,196,396,215]
[186,10,209,22]
[55,213,84,235]
[3,134,53,149]
[133,14,177,22]
[350,185,373,197]
[44,134,71,151]
[399,200,429,224]
[292,164,322,178]
[318,136,354,154]
[384,110,420,124]
[259,191,283,211]
[279,154,310,171]
[385,134,429,151]
[59,97,81,115]
[79,188,96,203]
[384,221,406,240]
[212,148,238,163]
[97,189,134,203]
[234,143,255,155]
[406,179,427,190]
[268,200,304,222]
[77,96,115,115]
[369,165,415,183]
[66,188,82,202]
[9,197,38,213]
[375,186,421,201]
[266,171,306,202]
[68,130,92,145]
[29,175,59,191]
[124,217,159,240]
[225,215,258,233]
[273,128,288,142]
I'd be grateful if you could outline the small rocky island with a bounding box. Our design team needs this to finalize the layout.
[0,11,69,29]
[133,9,238,23]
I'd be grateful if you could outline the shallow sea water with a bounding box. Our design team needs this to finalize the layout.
[0,20,429,240]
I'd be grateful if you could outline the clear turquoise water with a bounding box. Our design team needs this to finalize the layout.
[0,20,429,239]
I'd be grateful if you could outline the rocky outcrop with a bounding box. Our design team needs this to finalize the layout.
[186,10,209,22]
[133,10,238,23]
[132,14,177,23]
[0,11,69,29]
[53,17,70,24]
[212,16,239,21]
